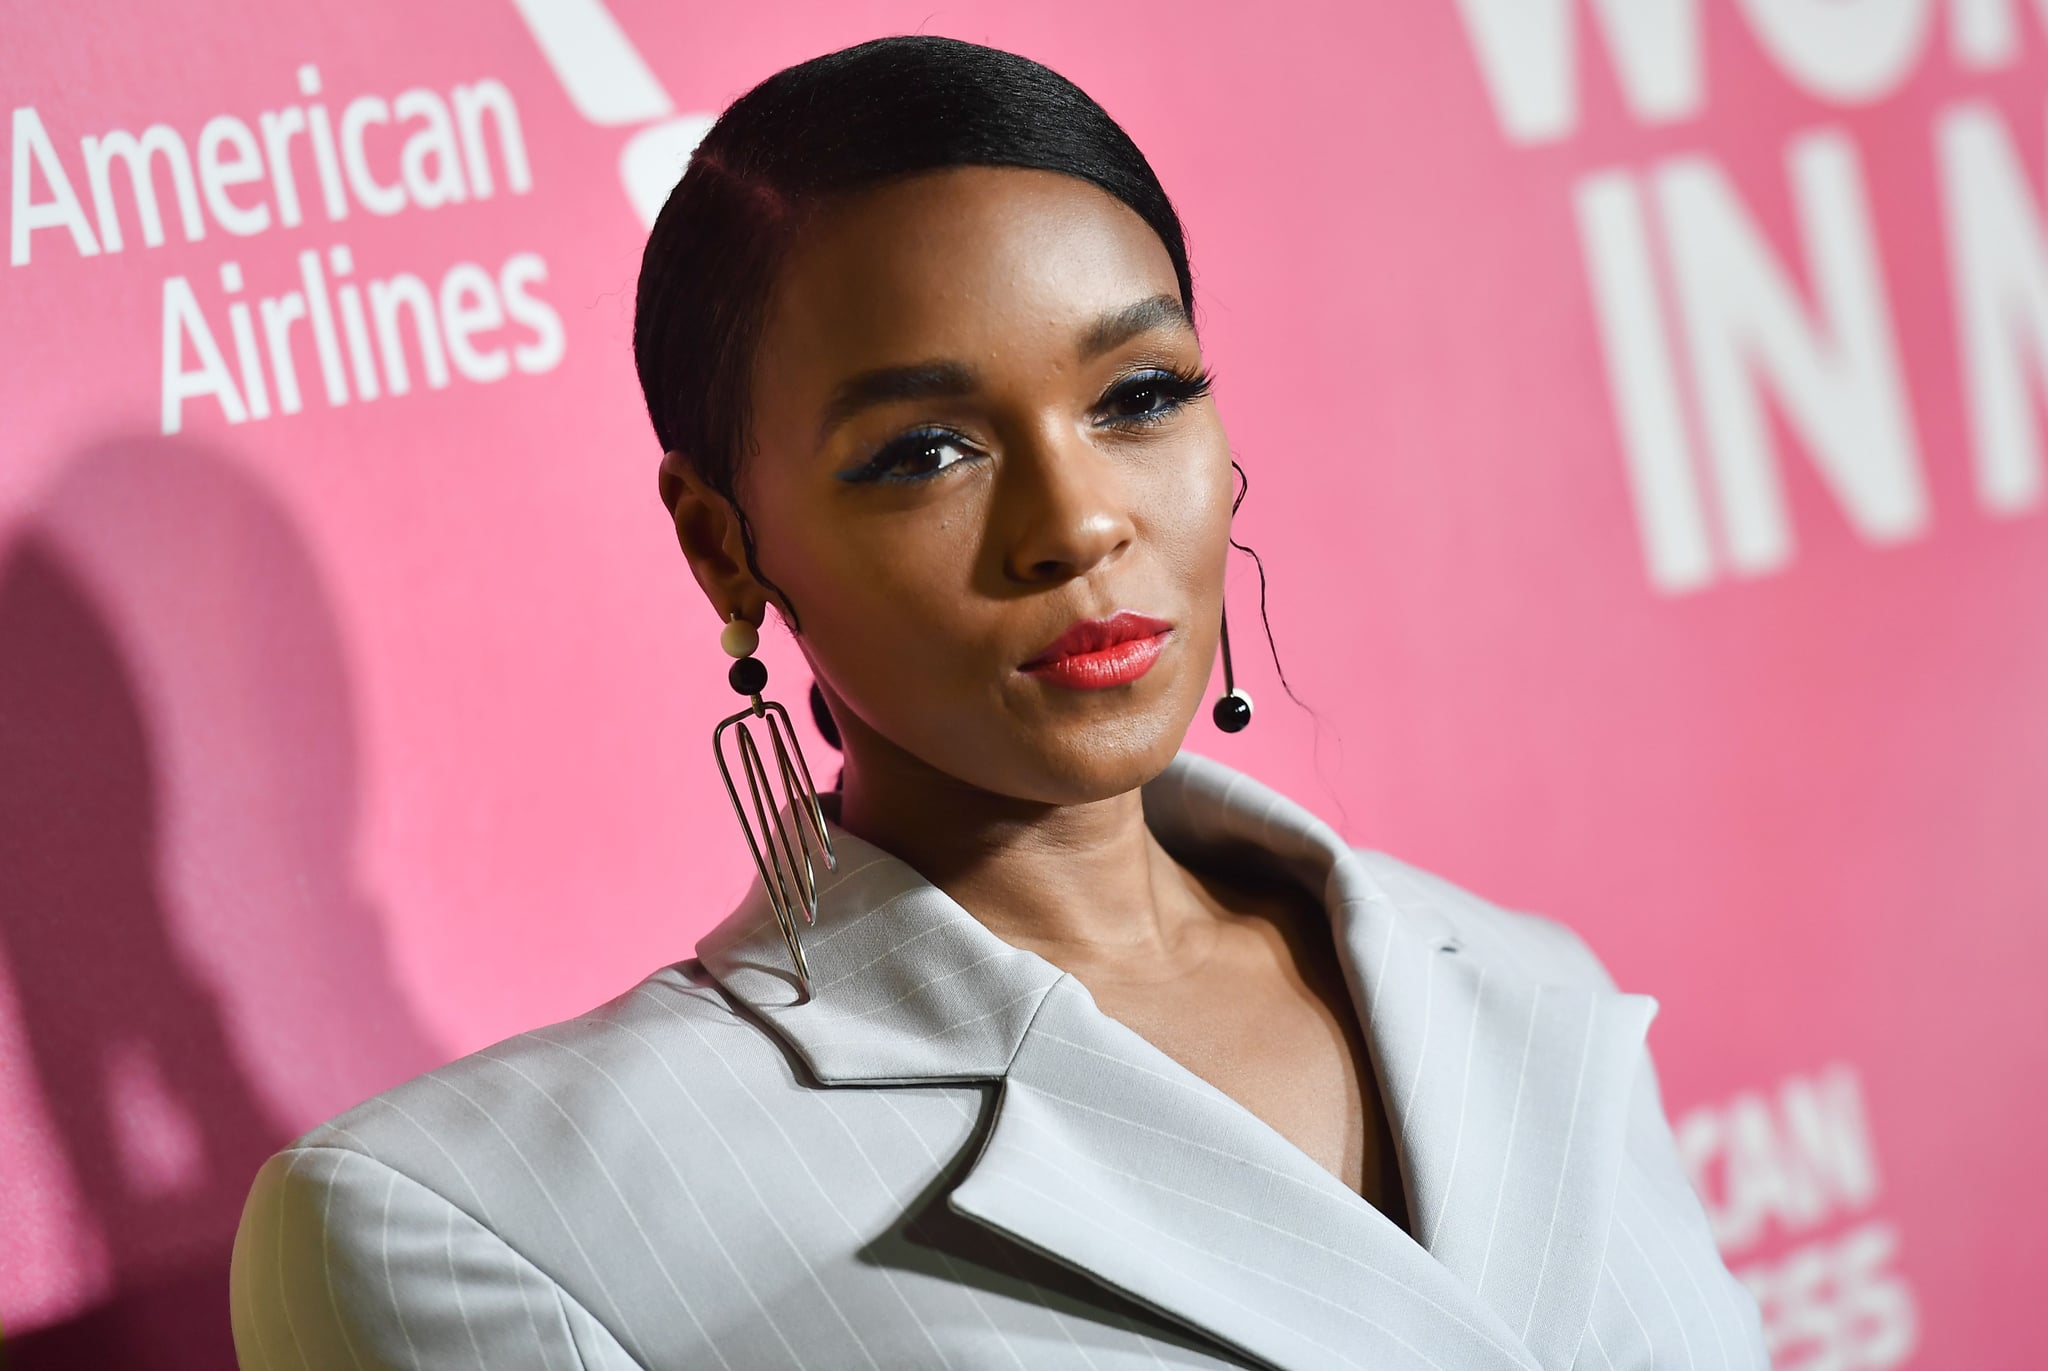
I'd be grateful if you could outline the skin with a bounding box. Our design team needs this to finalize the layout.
[662,165,1410,1232]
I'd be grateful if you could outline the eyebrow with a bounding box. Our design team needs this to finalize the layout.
[814,292,1194,444]
[1077,293,1192,362]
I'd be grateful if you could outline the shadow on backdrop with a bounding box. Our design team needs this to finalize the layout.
[0,435,441,1369]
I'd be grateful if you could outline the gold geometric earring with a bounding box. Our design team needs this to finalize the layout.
[712,608,837,1000]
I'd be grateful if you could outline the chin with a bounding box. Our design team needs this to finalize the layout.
[1012,709,1194,799]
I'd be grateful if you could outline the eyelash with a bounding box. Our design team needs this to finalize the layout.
[842,365,1217,486]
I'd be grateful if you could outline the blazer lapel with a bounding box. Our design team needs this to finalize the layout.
[1328,842,1660,1371]
[949,972,1540,1371]
[698,750,1656,1371]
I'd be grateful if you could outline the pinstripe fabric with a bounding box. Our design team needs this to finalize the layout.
[230,748,1767,1370]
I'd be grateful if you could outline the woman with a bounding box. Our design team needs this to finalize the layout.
[230,35,1767,1371]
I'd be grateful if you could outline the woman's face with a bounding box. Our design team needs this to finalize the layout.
[681,164,1234,806]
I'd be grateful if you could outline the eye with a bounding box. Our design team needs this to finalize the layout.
[1097,366,1215,428]
[838,427,983,485]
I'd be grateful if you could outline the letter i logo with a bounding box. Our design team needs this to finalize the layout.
[505,0,715,226]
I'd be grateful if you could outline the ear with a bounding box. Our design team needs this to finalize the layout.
[660,450,762,618]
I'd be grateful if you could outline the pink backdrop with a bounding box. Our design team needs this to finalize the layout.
[3,2,2042,1366]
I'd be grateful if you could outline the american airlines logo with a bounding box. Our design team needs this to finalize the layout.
[0,0,719,439]
[9,62,562,434]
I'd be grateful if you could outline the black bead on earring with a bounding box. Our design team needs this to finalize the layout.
[1211,603,1253,733]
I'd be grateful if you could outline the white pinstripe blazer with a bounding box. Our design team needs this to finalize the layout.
[230,748,1768,1371]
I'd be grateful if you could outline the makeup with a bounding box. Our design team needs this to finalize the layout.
[1020,611,1174,690]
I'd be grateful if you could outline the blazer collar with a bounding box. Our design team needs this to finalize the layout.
[696,749,1384,1083]
[698,749,1657,1371]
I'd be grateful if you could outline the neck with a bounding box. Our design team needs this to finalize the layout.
[833,745,1229,978]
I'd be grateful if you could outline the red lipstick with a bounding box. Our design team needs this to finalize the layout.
[1020,611,1175,690]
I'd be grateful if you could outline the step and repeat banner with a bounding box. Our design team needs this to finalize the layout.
[3,2,2042,1366]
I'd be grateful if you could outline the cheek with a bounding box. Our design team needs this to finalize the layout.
[769,494,991,685]
[1143,429,1236,576]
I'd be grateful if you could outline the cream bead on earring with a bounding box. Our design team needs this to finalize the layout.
[711,608,837,1001]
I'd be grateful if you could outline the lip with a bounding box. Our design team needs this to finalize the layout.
[1020,610,1175,689]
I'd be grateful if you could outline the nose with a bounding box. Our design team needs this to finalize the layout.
[998,422,1136,585]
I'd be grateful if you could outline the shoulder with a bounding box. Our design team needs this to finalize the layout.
[1348,845,1628,994]
[229,964,767,1371]
[231,958,983,1368]
[231,960,797,1368]
[289,958,793,1172]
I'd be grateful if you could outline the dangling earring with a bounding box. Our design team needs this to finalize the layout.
[712,609,838,1000]
[1211,602,1254,733]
